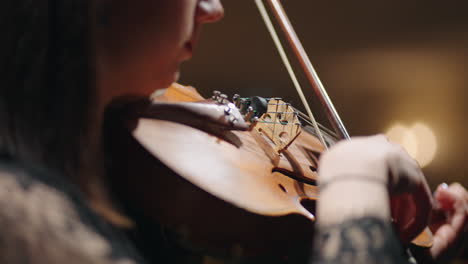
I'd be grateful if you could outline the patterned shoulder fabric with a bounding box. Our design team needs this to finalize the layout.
[0,161,146,264]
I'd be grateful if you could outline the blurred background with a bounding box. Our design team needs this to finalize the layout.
[180,1,468,190]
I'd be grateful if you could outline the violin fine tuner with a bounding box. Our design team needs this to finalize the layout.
[211,90,230,105]
[208,90,339,150]
[211,90,304,152]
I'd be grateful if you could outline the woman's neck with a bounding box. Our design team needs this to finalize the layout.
[79,100,133,228]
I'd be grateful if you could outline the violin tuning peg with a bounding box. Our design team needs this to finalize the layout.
[229,116,238,125]
[244,106,254,121]
[248,117,259,131]
[211,90,221,101]
[239,98,246,108]
[224,105,233,115]
[219,94,228,104]
[232,94,241,107]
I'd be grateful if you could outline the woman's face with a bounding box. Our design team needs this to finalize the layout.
[96,0,224,98]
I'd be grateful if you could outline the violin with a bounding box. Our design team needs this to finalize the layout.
[106,0,433,260]
[106,83,432,259]
[106,83,322,258]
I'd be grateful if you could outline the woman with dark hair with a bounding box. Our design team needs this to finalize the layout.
[0,0,224,263]
[0,0,465,263]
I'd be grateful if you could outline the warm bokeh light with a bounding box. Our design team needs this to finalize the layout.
[385,122,438,168]
[385,124,418,158]
[411,123,438,167]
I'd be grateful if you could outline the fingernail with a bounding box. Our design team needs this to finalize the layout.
[440,182,449,189]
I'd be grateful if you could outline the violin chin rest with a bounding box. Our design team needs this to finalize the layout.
[140,101,249,132]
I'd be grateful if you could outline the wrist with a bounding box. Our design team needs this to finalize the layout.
[317,180,391,226]
[318,173,388,191]
[319,152,389,187]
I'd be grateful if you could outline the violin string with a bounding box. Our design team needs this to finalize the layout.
[264,103,339,141]
[300,116,337,139]
[291,108,298,137]
[267,0,350,140]
[266,111,295,114]
[290,111,293,139]
[242,98,327,130]
[273,100,279,136]
[267,103,290,105]
[291,107,339,140]
[254,0,328,149]
[257,121,301,125]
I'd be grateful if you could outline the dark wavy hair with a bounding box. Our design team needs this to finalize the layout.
[0,0,94,182]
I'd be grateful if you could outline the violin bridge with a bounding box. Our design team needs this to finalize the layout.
[254,99,302,153]
[210,91,302,153]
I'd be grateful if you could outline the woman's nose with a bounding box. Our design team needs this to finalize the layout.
[196,0,224,23]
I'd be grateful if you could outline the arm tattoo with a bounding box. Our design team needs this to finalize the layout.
[310,217,410,264]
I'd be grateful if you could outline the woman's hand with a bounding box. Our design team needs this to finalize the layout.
[429,182,468,262]
[317,135,432,242]
[319,135,429,194]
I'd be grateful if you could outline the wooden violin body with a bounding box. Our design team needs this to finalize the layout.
[107,83,432,260]
[107,84,325,258]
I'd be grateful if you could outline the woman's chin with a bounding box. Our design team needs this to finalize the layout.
[151,71,180,91]
[172,70,181,84]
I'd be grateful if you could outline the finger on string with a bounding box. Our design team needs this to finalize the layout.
[430,183,468,259]
[430,224,455,259]
[434,183,457,211]
[435,183,468,215]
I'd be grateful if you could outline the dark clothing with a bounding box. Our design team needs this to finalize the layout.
[0,158,146,264]
[0,157,411,264]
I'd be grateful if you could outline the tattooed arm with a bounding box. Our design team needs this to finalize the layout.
[311,136,432,264]
[310,180,410,264]
[311,217,410,264]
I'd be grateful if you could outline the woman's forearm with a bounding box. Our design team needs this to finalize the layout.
[310,181,410,264]
[317,181,390,225]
